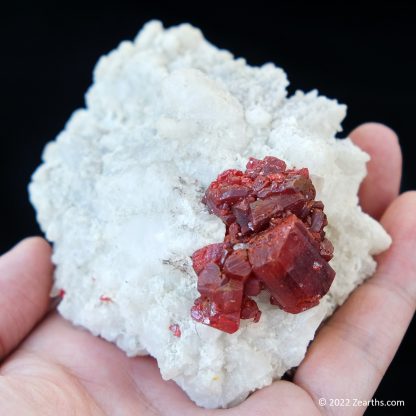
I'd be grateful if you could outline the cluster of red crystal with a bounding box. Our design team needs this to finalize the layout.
[190,156,335,334]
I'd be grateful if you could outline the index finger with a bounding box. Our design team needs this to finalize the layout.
[350,122,402,219]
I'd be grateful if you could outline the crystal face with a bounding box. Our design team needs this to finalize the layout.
[191,156,335,334]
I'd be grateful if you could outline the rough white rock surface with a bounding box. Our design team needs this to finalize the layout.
[29,20,391,409]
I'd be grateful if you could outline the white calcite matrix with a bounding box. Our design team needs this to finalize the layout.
[29,21,391,408]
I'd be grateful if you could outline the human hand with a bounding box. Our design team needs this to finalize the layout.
[0,123,414,415]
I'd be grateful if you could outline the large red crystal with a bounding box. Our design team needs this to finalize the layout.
[191,156,335,334]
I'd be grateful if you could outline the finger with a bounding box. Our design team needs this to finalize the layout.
[4,313,219,416]
[230,380,320,416]
[0,237,53,360]
[349,122,402,219]
[294,191,416,407]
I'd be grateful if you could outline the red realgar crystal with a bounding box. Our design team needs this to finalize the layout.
[190,156,335,334]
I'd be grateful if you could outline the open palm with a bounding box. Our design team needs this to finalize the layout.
[0,123,414,415]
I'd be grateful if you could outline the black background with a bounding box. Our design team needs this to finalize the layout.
[1,5,414,415]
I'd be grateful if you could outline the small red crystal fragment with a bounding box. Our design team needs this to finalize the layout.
[58,289,66,298]
[246,156,286,177]
[190,156,335,333]
[169,323,181,337]
[99,295,112,302]
[320,238,335,261]
[191,280,243,334]
[232,199,251,234]
[197,263,228,296]
[191,243,226,275]
[223,250,251,281]
[244,277,263,296]
[249,193,305,232]
[240,297,261,322]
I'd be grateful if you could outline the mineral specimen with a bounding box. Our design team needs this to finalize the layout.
[29,20,392,408]
[191,157,335,333]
